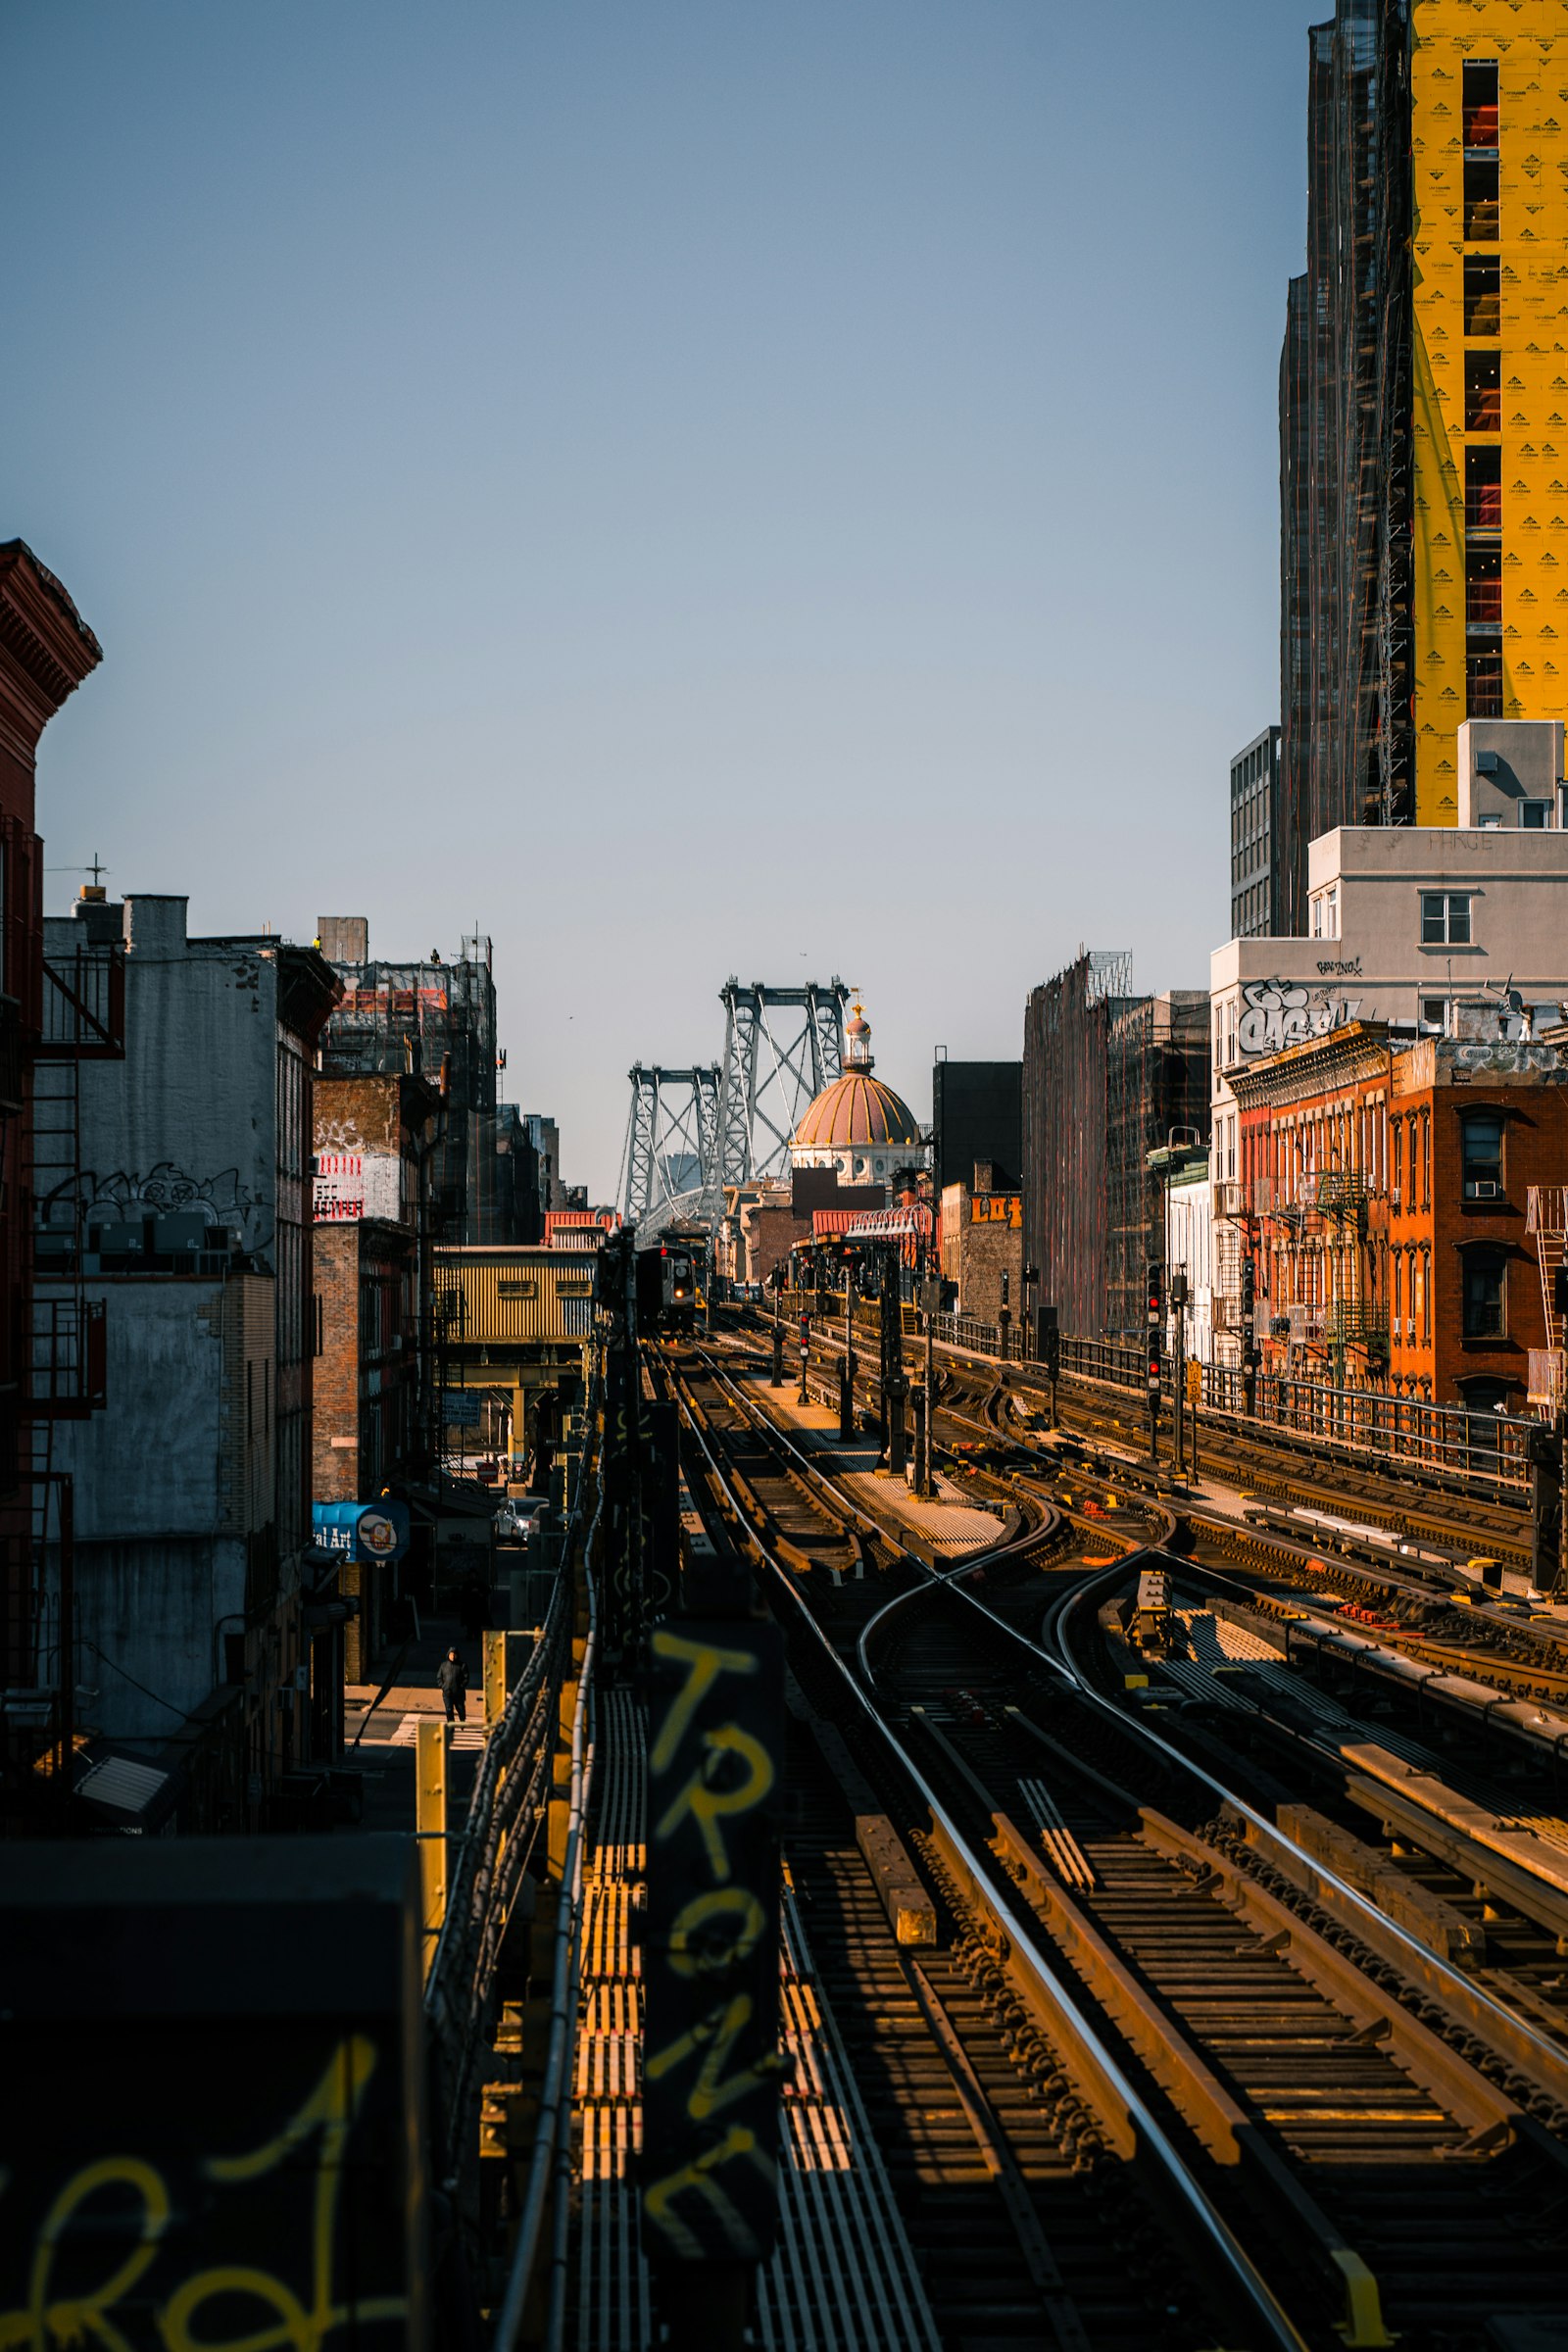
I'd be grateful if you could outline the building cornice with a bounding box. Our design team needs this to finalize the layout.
[0,541,102,744]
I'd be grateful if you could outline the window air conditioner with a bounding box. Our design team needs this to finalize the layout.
[1469,1179,1503,1200]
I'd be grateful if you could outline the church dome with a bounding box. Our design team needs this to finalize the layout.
[792,1073,922,1152]
[791,1002,922,1158]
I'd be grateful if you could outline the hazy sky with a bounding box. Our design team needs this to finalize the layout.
[9,2,1308,1199]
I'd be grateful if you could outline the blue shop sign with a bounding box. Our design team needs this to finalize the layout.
[313,1500,411,1565]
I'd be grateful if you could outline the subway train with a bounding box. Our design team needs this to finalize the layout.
[635,1227,708,1337]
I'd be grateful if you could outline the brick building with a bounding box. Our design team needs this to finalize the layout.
[939,1170,1024,1323]
[312,1071,439,1680]
[0,543,102,1794]
[1230,1013,1568,1407]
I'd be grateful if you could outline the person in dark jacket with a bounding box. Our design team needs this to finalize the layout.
[437,1648,468,1724]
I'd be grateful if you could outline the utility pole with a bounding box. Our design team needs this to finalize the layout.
[770,1267,783,1387]
[798,1309,810,1406]
[998,1266,1011,1366]
[1146,1259,1162,1468]
[1170,1269,1188,1475]
[845,1252,856,1429]
[1241,1253,1257,1417]
[882,1246,907,1476]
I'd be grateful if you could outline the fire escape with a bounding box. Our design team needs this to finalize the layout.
[11,936,124,1763]
[1527,1188,1568,1413]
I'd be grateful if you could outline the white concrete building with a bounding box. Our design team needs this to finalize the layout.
[39,893,339,1822]
[1205,720,1568,1366]
[1156,1152,1218,1367]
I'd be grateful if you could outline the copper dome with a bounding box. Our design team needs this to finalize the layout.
[791,1071,922,1152]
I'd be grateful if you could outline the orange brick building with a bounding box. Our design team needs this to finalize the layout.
[1230,1018,1568,1408]
[313,1070,439,1678]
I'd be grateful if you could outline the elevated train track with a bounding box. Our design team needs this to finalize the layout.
[656,1337,1568,2351]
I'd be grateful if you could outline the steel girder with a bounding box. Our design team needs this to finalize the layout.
[716,978,850,1184]
[619,1063,722,1226]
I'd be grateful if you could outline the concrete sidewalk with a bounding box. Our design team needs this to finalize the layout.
[338,1614,489,1832]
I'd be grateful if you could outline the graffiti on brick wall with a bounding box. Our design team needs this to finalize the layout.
[969,1194,1022,1228]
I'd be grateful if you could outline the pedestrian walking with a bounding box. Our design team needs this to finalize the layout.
[437,1647,468,1724]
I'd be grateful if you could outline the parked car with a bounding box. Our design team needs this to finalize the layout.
[495,1498,548,1544]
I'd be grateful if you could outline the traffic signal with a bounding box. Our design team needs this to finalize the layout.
[1241,1257,1256,1317]
[1041,1302,1060,1380]
[1146,1261,1162,1395]
[1529,1422,1563,1594]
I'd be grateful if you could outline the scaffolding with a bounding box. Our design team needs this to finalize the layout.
[1279,2,1413,932]
[320,945,497,1242]
[1023,954,1210,1342]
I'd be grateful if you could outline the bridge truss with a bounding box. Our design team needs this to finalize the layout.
[618,1063,722,1235]
[717,977,851,1184]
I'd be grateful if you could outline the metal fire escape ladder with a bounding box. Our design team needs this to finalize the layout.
[1527,1188,1568,1411]
[30,944,122,1423]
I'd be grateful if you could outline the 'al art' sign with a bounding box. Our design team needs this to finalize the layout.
[313,1501,411,1564]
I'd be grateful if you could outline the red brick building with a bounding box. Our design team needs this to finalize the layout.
[313,1070,439,1678]
[1230,1017,1568,1407]
[0,544,101,1767]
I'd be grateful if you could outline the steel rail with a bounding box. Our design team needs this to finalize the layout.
[703,1347,1568,2113]
[667,1354,1314,2352]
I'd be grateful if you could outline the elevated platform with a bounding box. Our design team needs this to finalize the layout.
[738,1365,1006,1560]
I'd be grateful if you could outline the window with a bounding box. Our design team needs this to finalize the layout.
[1462,1250,1505,1339]
[1421,892,1472,945]
[1466,544,1502,624]
[1392,1120,1403,1198]
[498,1278,538,1299]
[1464,349,1502,432]
[1461,1111,1503,1198]
[1421,1115,1432,1210]
[1421,997,1447,1032]
[1464,157,1499,241]
[1462,60,1498,149]
[1466,642,1504,718]
[1463,253,1501,338]
[1465,442,1502,532]
[1522,800,1550,829]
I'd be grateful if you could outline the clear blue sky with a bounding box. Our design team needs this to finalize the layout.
[8,1,1309,1199]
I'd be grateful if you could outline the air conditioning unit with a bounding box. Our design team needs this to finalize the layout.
[1469,1179,1503,1200]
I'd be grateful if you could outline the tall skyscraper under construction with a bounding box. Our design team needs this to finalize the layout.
[1277,1,1568,933]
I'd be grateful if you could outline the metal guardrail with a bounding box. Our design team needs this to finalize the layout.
[423,1375,600,2228]
[774,1292,1534,1492]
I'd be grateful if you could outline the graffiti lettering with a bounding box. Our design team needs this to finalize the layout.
[666,1886,767,1977]
[1234,977,1362,1060]
[648,1632,760,1773]
[968,1195,1022,1229]
[655,1726,774,1884]
[0,2038,406,2352]
[641,2127,778,2265]
[643,1616,784,2268]
[645,1991,786,2122]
